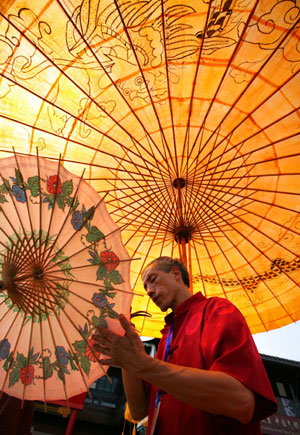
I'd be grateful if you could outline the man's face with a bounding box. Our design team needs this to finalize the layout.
[142,265,180,312]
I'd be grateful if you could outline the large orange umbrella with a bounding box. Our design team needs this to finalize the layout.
[0,0,299,338]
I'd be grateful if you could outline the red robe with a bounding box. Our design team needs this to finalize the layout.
[146,292,277,434]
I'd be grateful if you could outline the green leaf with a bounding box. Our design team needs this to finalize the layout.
[106,291,116,299]
[73,339,86,353]
[86,226,104,243]
[70,359,78,371]
[9,368,20,387]
[92,316,107,328]
[3,178,10,192]
[27,176,40,197]
[16,352,27,369]
[71,198,80,212]
[107,309,119,319]
[62,180,73,196]
[84,206,95,221]
[0,181,9,193]
[57,368,65,381]
[3,353,13,372]
[108,270,124,285]
[80,355,91,375]
[15,168,23,186]
[56,193,65,211]
[65,196,74,207]
[0,194,7,203]
[43,357,53,380]
[96,265,108,281]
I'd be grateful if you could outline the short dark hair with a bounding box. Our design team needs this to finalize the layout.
[142,256,190,287]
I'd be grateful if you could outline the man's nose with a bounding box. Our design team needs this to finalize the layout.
[146,286,154,298]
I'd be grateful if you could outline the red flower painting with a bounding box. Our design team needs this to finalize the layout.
[20,365,34,386]
[100,250,120,271]
[85,339,100,362]
[47,175,62,194]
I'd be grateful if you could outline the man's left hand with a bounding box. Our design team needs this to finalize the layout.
[92,314,148,372]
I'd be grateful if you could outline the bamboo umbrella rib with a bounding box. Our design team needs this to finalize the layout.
[54,1,171,166]
[160,0,180,176]
[104,172,176,225]
[43,275,107,378]
[137,206,179,332]
[39,156,63,266]
[194,184,300,247]
[194,209,269,332]
[108,142,176,219]
[112,0,176,175]
[194,204,297,325]
[0,311,27,394]
[32,277,93,403]
[190,132,300,182]
[37,280,48,410]
[183,107,299,178]
[0,229,32,276]
[185,141,256,228]
[187,40,300,176]
[181,0,213,172]
[0,114,164,182]
[196,182,299,269]
[40,271,143,297]
[183,0,261,173]
[36,149,44,271]
[41,280,104,389]
[0,148,161,181]
[0,174,40,265]
[207,26,299,166]
[108,188,179,235]
[41,191,109,272]
[40,168,86,267]
[109,167,177,231]
[13,151,39,264]
[42,220,132,277]
[22,316,34,404]
[130,207,179,332]
[188,125,224,221]
[129,197,178,289]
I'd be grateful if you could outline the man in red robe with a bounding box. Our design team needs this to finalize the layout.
[93,256,277,434]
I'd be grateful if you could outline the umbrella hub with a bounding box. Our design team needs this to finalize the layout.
[174,225,193,243]
[0,261,18,302]
[172,177,186,189]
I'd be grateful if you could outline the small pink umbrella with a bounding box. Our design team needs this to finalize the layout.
[0,153,133,404]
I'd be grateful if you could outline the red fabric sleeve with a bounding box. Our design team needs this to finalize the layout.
[201,298,277,422]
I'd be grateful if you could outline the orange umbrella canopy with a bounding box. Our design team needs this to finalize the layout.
[0,0,299,338]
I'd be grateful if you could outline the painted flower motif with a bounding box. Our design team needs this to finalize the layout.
[100,250,120,271]
[55,346,68,366]
[12,184,26,203]
[47,175,62,194]
[71,210,84,230]
[0,338,10,359]
[85,338,100,362]
[20,365,34,386]
[92,293,108,309]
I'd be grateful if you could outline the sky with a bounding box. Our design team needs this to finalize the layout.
[252,320,300,362]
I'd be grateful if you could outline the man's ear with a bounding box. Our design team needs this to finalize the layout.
[171,266,182,281]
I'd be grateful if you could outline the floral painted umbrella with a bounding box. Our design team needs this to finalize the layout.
[0,154,132,402]
[0,0,299,338]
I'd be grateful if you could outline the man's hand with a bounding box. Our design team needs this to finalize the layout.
[92,314,149,372]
